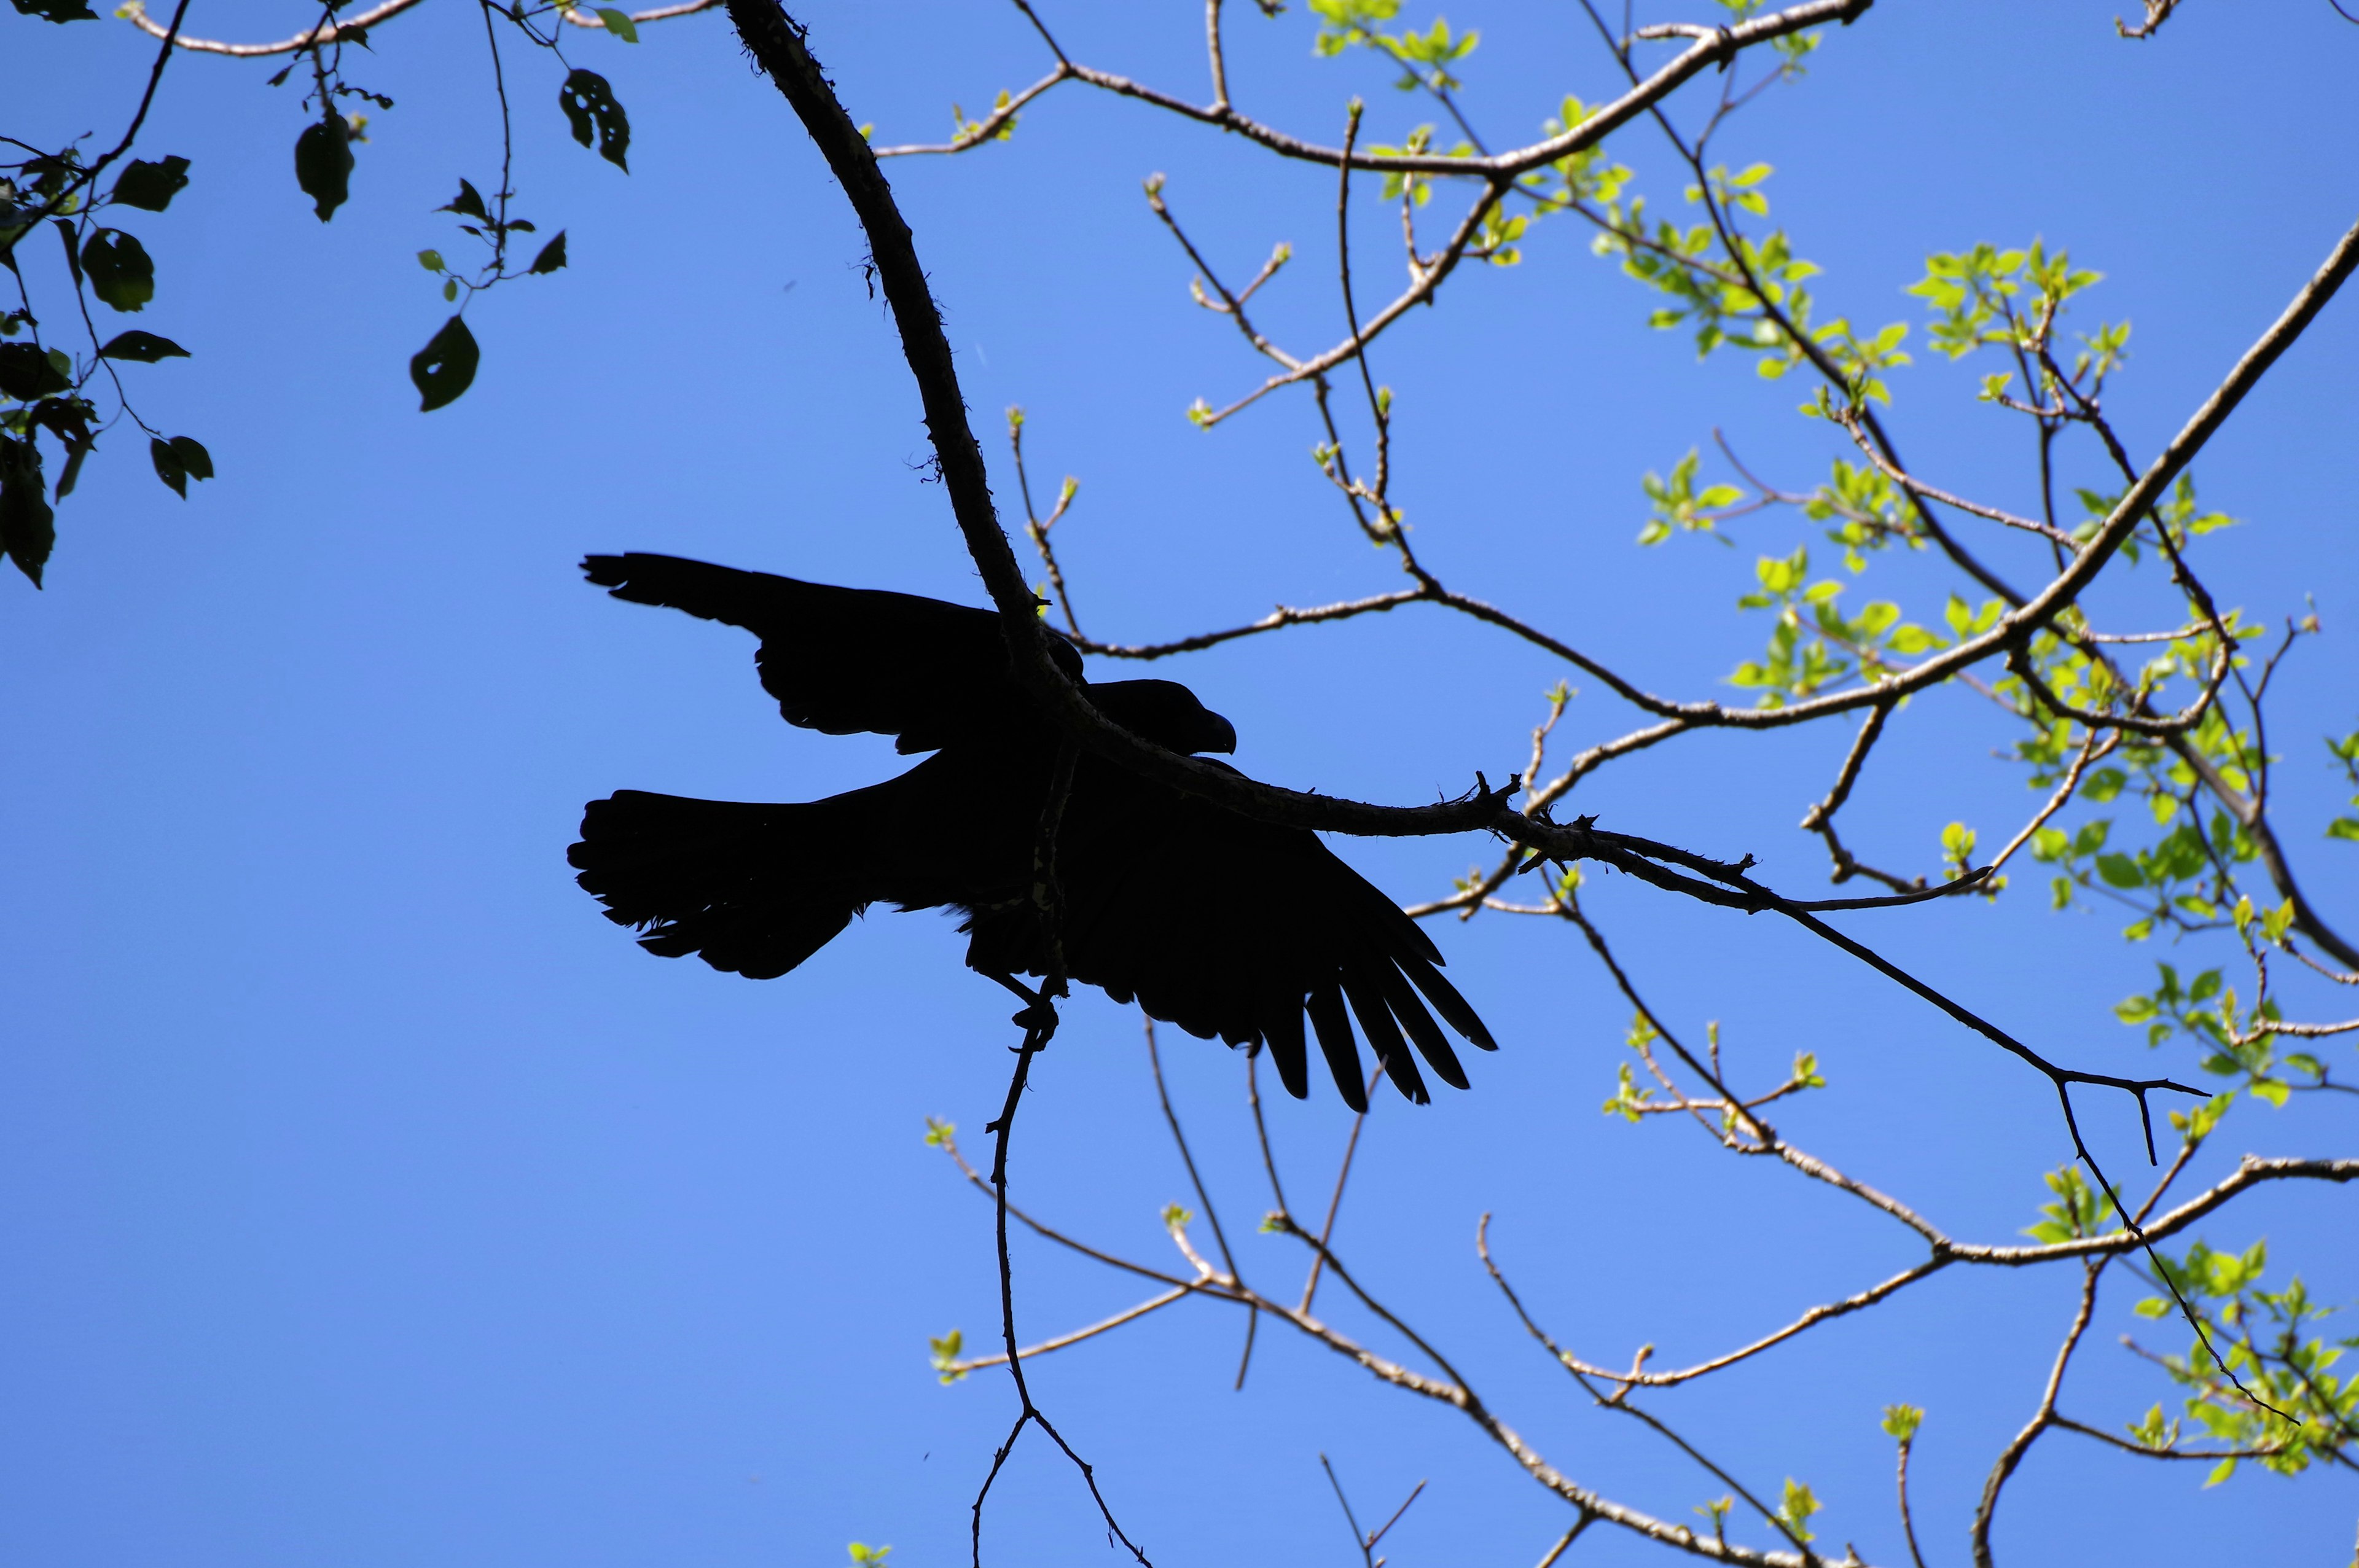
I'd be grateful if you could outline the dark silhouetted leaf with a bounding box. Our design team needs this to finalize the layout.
[26,393,95,450]
[0,341,72,399]
[294,115,354,222]
[148,433,212,498]
[55,218,82,284]
[410,315,479,412]
[558,70,631,172]
[439,178,490,222]
[54,435,92,499]
[168,434,212,480]
[0,434,55,587]
[12,0,99,20]
[80,228,155,311]
[149,436,185,497]
[529,230,569,274]
[111,155,191,212]
[98,330,190,363]
[0,201,31,263]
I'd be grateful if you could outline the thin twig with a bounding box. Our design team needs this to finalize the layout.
[1299,1067,1381,1314]
[1971,1263,2103,1568]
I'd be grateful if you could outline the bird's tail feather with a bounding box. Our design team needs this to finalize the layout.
[568,789,885,980]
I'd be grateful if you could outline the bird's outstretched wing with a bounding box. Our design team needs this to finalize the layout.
[968,757,1498,1111]
[582,553,1082,753]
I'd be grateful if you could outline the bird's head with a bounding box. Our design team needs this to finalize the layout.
[1087,679,1238,755]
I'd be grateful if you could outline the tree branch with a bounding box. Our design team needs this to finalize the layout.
[120,0,719,57]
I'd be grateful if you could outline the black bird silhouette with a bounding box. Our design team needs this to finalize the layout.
[567,554,1495,1109]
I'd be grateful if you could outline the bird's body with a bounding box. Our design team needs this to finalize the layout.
[569,554,1493,1109]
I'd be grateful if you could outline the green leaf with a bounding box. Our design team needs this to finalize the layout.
[80,228,155,311]
[926,1328,966,1383]
[109,154,191,213]
[2326,817,2359,842]
[148,433,213,498]
[1880,1403,1923,1442]
[528,230,569,275]
[1774,1478,1818,1544]
[0,433,56,587]
[1756,547,1807,595]
[2094,852,2144,889]
[559,69,632,173]
[0,341,72,399]
[409,315,480,412]
[294,115,355,222]
[595,6,640,41]
[97,330,189,363]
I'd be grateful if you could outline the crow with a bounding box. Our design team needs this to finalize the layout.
[567,553,1495,1109]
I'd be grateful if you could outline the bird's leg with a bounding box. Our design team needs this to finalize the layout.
[987,970,1059,1035]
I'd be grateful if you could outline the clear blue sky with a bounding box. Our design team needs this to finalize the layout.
[5,3,2354,1565]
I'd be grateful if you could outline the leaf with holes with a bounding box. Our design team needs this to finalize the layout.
[558,70,631,173]
[98,330,189,363]
[410,316,479,412]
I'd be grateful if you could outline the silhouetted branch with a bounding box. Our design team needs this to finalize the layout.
[7,0,191,253]
[1972,1263,2103,1568]
[121,0,718,56]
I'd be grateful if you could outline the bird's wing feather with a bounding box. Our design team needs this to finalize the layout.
[1033,757,1495,1106]
[582,553,1081,752]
